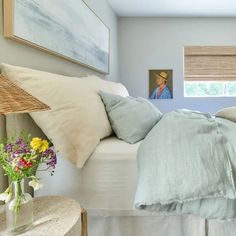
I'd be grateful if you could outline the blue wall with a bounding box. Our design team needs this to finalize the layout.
[119,17,236,114]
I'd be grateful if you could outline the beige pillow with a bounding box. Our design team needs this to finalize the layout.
[1,63,129,168]
[215,107,236,122]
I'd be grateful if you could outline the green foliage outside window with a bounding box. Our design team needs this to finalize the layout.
[185,81,236,97]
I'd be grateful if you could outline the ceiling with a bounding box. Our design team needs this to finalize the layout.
[107,0,236,17]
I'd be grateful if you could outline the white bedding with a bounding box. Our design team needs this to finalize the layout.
[35,136,236,236]
[36,136,141,212]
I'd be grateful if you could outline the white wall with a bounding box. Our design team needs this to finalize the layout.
[119,17,236,113]
[0,0,119,81]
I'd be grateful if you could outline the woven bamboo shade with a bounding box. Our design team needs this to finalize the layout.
[184,46,236,81]
[0,75,50,115]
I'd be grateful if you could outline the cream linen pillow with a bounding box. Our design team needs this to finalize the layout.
[216,107,236,122]
[1,63,129,168]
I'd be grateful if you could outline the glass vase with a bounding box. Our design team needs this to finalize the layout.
[6,179,33,235]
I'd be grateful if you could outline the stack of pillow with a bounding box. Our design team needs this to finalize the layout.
[1,63,162,168]
[1,63,129,168]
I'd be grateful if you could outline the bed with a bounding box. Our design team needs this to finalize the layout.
[1,64,236,236]
[34,134,236,236]
[34,136,207,236]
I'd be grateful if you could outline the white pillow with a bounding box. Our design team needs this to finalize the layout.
[1,63,129,168]
[215,107,236,122]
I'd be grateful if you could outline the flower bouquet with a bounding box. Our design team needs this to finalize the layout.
[0,132,57,235]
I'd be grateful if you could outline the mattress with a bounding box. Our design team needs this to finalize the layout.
[36,136,141,212]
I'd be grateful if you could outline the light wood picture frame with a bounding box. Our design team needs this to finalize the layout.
[3,0,110,74]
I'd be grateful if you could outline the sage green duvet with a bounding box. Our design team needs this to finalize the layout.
[135,109,236,219]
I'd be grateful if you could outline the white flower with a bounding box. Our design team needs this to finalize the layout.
[0,191,12,203]
[29,178,43,191]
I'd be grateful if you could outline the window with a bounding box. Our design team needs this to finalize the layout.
[184,46,236,97]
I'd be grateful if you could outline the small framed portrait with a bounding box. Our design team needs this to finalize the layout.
[149,70,173,99]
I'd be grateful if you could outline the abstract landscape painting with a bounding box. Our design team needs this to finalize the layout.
[4,0,110,73]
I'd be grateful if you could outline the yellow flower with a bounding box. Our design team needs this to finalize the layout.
[39,140,49,153]
[30,137,49,153]
[30,138,42,151]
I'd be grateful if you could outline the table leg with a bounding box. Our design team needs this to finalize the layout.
[81,208,88,236]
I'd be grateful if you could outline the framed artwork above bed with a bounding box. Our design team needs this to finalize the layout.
[3,0,110,74]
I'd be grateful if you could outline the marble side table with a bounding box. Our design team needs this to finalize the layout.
[0,196,87,236]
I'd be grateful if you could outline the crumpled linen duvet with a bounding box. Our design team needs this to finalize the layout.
[135,109,236,219]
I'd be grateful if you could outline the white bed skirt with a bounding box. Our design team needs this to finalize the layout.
[88,214,206,236]
[88,214,236,236]
[208,219,236,236]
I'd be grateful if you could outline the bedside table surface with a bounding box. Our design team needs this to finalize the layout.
[0,196,81,236]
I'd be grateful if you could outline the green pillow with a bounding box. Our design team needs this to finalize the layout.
[99,91,162,144]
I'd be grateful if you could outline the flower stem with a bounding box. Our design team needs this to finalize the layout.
[14,180,23,229]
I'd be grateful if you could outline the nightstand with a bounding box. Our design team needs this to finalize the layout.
[0,196,87,236]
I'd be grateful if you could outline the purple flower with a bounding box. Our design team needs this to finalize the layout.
[16,138,29,150]
[42,148,57,169]
[15,148,31,155]
[15,138,23,145]
[5,144,14,153]
[14,149,24,155]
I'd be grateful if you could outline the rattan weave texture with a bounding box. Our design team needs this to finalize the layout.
[0,75,50,115]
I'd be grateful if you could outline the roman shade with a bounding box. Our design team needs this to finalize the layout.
[184,46,236,81]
